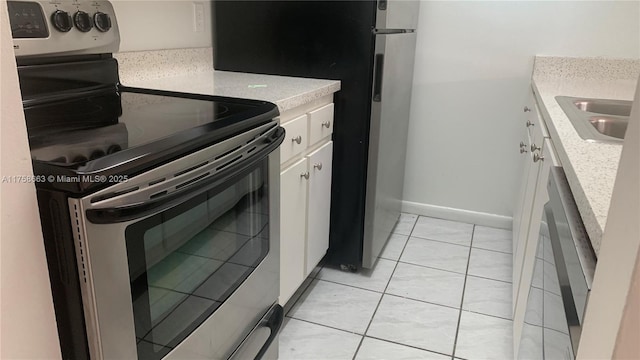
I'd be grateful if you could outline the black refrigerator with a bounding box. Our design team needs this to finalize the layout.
[213,0,419,269]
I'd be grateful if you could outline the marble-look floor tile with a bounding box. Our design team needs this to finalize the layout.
[278,318,362,360]
[518,323,543,360]
[367,295,459,355]
[411,217,474,246]
[543,328,573,360]
[524,287,543,327]
[462,276,512,319]
[355,337,450,360]
[472,226,513,254]
[532,258,544,289]
[455,311,513,360]
[544,291,569,334]
[467,248,512,283]
[379,233,409,261]
[543,235,555,265]
[393,213,418,235]
[317,258,396,293]
[288,280,381,334]
[387,262,465,308]
[544,260,561,295]
[400,237,470,274]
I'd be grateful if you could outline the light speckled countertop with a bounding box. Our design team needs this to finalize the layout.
[122,70,340,114]
[532,56,640,255]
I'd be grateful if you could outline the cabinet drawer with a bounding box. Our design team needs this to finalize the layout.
[308,103,334,146]
[280,115,308,164]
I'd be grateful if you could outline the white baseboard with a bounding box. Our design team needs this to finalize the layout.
[401,201,513,230]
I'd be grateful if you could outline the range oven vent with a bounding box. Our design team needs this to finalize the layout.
[72,204,88,284]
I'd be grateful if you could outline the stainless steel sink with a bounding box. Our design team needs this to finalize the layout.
[573,100,632,117]
[589,116,628,139]
[556,96,631,142]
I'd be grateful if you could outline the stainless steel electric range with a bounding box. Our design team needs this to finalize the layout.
[9,1,284,359]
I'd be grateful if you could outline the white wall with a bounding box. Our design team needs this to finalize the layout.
[0,1,61,357]
[404,1,640,221]
[111,0,213,52]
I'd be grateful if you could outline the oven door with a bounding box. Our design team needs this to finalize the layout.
[69,122,284,360]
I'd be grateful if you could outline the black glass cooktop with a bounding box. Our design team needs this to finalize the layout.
[24,86,278,193]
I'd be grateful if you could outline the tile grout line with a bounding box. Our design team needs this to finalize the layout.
[452,224,476,359]
[351,215,419,360]
[364,334,455,359]
[308,278,514,323]
[285,315,365,336]
[410,233,514,257]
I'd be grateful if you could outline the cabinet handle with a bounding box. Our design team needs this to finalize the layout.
[530,143,541,152]
[292,135,302,144]
[533,153,544,162]
[519,141,526,149]
[526,120,535,128]
[520,148,528,154]
[313,162,323,171]
[322,120,331,128]
[300,171,310,180]
[524,106,532,112]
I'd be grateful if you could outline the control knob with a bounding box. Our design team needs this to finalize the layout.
[51,10,72,32]
[93,12,111,32]
[73,11,92,32]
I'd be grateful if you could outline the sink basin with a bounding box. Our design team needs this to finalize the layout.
[573,99,632,117]
[589,116,627,139]
[556,96,630,142]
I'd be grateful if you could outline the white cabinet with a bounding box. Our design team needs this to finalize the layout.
[278,99,334,305]
[279,158,309,304]
[513,91,548,309]
[512,87,559,356]
[306,141,333,275]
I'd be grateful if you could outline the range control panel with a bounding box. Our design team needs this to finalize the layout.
[8,1,49,38]
[8,0,119,57]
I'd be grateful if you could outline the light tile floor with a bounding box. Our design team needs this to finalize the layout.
[279,213,514,360]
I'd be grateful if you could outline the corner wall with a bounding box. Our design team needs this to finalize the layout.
[404,1,640,221]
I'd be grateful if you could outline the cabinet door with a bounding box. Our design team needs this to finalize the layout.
[305,141,333,275]
[513,120,534,258]
[513,139,552,355]
[279,158,309,304]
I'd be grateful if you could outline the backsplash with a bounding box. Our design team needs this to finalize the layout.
[533,56,640,81]
[114,48,213,85]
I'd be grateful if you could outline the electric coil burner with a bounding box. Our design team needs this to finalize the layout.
[10,1,285,359]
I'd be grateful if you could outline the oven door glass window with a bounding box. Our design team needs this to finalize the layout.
[125,161,269,360]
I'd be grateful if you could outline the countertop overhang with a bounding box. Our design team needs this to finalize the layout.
[531,56,640,254]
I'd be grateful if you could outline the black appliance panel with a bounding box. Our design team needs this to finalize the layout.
[214,0,378,266]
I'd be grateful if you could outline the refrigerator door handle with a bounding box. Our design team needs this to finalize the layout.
[373,53,384,102]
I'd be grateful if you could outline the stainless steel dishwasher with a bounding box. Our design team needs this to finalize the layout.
[518,167,597,360]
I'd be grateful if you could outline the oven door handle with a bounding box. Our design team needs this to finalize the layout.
[85,126,285,224]
[228,304,284,360]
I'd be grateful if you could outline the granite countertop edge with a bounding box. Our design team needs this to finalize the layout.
[121,70,341,114]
